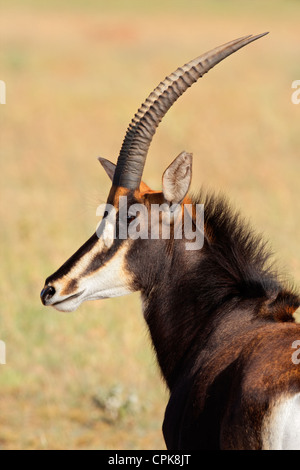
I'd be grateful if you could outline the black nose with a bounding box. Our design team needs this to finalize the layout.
[40,285,56,305]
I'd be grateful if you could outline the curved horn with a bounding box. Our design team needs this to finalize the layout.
[113,33,268,190]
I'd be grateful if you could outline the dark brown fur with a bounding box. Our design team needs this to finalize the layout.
[125,189,300,449]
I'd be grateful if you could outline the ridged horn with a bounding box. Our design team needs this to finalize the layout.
[113,33,268,189]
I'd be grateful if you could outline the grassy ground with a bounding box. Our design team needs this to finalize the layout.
[0,0,299,450]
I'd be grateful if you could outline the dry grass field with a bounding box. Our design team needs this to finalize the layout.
[0,0,299,450]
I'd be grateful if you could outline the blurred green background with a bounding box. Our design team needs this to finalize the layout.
[0,0,299,449]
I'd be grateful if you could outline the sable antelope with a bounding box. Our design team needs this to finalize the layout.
[40,34,300,450]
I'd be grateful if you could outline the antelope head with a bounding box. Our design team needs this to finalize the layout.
[40,34,267,312]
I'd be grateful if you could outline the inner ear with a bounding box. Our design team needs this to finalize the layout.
[98,157,116,182]
[162,151,193,204]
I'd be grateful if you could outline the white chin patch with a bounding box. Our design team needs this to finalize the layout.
[52,299,82,313]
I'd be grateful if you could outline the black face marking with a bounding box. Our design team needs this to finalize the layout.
[81,236,126,276]
[52,290,85,306]
[62,278,78,296]
[45,233,99,285]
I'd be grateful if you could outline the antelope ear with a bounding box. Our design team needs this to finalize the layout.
[98,157,116,182]
[162,151,193,204]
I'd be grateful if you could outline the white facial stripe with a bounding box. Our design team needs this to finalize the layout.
[102,219,115,248]
[52,243,133,312]
[96,216,115,249]
[80,243,133,300]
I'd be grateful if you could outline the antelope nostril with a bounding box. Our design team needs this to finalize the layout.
[40,285,56,305]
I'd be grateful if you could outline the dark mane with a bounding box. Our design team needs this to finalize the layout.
[189,190,300,322]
